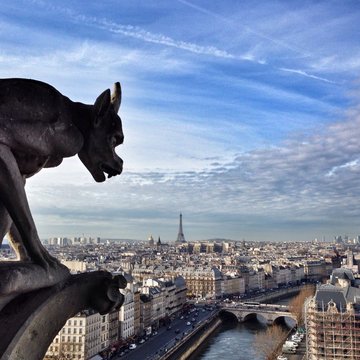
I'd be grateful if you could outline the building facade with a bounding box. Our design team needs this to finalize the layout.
[45,310,103,360]
[305,269,360,359]
[176,266,222,299]
[118,289,135,340]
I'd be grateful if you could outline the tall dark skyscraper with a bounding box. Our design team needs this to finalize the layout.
[175,213,186,243]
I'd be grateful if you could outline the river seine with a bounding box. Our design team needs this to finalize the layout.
[193,297,295,360]
[193,320,267,360]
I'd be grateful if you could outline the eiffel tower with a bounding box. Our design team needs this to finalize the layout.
[175,213,186,243]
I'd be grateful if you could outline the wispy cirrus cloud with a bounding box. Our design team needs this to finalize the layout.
[2,0,360,242]
[24,1,237,60]
[279,67,337,84]
[99,19,235,59]
[177,0,310,58]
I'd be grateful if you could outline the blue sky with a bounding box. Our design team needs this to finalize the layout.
[1,0,360,242]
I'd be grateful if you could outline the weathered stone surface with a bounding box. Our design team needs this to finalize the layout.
[0,80,126,359]
[0,271,126,360]
[0,262,70,311]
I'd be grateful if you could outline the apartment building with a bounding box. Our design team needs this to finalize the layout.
[143,276,187,316]
[118,289,135,340]
[176,266,222,299]
[303,260,329,282]
[140,294,152,333]
[45,310,103,360]
[221,275,246,297]
[99,309,118,351]
[141,285,165,328]
[173,276,187,312]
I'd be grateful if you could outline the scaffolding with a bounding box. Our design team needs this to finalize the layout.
[305,298,360,360]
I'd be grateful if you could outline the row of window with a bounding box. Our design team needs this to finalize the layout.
[61,327,83,334]
[67,319,83,326]
[61,336,83,343]
[49,344,83,352]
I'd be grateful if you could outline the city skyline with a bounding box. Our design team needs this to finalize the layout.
[1,1,360,242]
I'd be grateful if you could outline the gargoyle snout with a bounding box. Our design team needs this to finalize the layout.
[101,156,123,179]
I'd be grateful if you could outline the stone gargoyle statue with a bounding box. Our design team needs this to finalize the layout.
[0,78,126,308]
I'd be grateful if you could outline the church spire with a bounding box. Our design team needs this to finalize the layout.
[176,213,186,243]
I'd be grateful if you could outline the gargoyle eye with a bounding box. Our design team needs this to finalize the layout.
[110,135,123,146]
[110,136,117,146]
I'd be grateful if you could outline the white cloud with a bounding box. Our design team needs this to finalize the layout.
[2,0,360,241]
[25,108,360,240]
[279,68,336,84]
[101,19,235,59]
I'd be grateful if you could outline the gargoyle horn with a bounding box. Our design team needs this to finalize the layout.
[111,82,121,113]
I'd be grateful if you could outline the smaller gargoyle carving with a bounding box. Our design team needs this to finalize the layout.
[93,274,128,314]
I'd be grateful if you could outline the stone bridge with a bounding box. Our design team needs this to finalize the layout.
[219,302,297,326]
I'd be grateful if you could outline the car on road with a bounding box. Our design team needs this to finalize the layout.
[175,329,180,334]
[186,321,191,325]
[285,340,298,348]
[129,344,137,350]
[139,339,145,344]
[283,348,296,354]
[277,356,287,360]
[167,325,172,330]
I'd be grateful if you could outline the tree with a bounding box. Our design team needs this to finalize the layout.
[288,285,315,326]
[255,325,288,360]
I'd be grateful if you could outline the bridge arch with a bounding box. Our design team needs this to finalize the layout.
[273,315,297,327]
[243,312,267,324]
[219,304,297,326]
[218,309,239,324]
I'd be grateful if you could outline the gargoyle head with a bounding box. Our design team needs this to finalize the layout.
[78,82,124,182]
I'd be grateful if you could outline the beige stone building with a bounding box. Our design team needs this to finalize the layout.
[140,294,152,333]
[142,286,165,327]
[176,266,222,299]
[45,310,103,360]
[303,259,329,282]
[133,289,141,336]
[221,275,245,297]
[118,289,134,340]
[99,310,118,351]
[143,277,187,316]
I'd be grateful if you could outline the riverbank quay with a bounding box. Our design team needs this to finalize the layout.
[159,311,221,360]
[247,286,301,303]
[276,327,306,360]
[192,284,304,308]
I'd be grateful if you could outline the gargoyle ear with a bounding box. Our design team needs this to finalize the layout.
[111,82,121,113]
[93,89,111,126]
